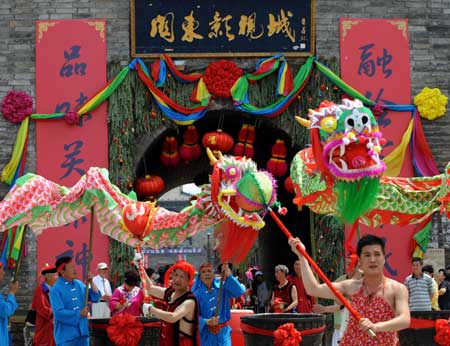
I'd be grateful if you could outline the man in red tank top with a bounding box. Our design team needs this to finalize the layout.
[289,234,410,346]
[144,260,199,346]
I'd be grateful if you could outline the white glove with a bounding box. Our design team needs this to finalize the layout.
[133,252,143,267]
[142,303,152,316]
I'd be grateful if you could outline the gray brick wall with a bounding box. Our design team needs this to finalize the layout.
[0,1,449,343]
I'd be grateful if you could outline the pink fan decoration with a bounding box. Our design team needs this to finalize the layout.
[1,90,33,124]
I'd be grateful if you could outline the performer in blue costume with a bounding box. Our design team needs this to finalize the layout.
[50,257,101,346]
[0,262,18,346]
[192,262,245,346]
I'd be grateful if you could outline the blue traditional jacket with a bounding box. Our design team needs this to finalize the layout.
[50,277,101,344]
[0,293,17,346]
[192,275,244,346]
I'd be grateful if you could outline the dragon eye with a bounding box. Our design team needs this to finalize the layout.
[320,116,337,133]
[347,118,354,127]
[224,166,239,179]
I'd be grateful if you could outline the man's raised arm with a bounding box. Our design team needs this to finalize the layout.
[288,237,347,300]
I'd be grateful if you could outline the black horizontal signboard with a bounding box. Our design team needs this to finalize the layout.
[131,0,315,57]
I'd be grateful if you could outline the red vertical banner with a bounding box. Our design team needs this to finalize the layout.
[35,20,109,279]
[340,19,415,282]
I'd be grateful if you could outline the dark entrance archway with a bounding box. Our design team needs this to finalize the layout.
[134,110,312,275]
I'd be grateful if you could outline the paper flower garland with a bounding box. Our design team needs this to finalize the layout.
[1,91,33,124]
[414,87,448,120]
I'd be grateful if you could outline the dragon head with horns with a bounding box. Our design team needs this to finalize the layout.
[296,99,386,223]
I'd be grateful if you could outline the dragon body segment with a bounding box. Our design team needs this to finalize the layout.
[0,153,276,264]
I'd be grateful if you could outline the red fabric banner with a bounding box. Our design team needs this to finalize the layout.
[340,19,415,282]
[35,19,109,280]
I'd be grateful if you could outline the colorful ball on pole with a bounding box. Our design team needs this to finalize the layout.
[236,171,277,212]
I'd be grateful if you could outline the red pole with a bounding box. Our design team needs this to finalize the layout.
[269,209,375,337]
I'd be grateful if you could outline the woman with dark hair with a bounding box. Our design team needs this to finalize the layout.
[437,268,450,310]
[109,270,144,316]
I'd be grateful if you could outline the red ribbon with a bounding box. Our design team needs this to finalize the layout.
[240,320,325,337]
[90,321,162,331]
[409,317,436,329]
[408,318,450,346]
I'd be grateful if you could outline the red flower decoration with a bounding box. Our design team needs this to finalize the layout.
[203,60,243,98]
[272,297,285,313]
[64,111,79,125]
[371,104,384,117]
[278,206,288,216]
[273,322,303,346]
[1,90,33,124]
[107,313,144,346]
[435,319,450,346]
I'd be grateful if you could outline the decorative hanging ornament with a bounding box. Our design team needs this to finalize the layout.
[202,60,243,98]
[202,129,234,153]
[414,87,448,120]
[160,136,180,168]
[266,139,288,177]
[233,124,255,158]
[1,90,33,124]
[179,125,201,162]
[135,175,165,200]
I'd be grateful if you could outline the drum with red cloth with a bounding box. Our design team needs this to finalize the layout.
[230,309,254,346]
[240,313,326,346]
[398,310,450,346]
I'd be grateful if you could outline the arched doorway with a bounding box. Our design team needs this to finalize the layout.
[134,110,312,276]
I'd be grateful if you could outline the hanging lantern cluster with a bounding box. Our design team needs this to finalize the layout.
[135,175,165,200]
[202,129,234,154]
[160,136,180,168]
[233,123,255,158]
[179,125,201,163]
[266,139,288,177]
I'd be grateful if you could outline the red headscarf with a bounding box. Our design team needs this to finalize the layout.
[164,260,196,289]
[198,263,213,272]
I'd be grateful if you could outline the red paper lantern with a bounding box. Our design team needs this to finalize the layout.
[135,175,165,199]
[202,129,234,153]
[237,124,256,143]
[233,124,255,158]
[180,144,201,162]
[160,136,180,167]
[182,125,199,145]
[266,139,288,177]
[232,142,254,158]
[271,139,288,157]
[180,125,201,162]
[266,158,288,177]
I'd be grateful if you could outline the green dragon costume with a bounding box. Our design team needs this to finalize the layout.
[291,99,450,230]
